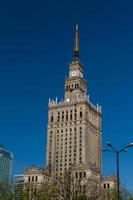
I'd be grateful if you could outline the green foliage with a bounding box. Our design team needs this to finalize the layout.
[101,186,133,200]
[120,186,133,200]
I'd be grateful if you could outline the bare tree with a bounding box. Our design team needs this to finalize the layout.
[54,172,100,200]
[101,188,117,200]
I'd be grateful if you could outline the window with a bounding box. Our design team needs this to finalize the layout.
[66,85,68,91]
[35,176,38,182]
[58,116,60,122]
[104,184,106,189]
[80,110,82,118]
[62,114,64,121]
[107,183,110,189]
[51,116,54,122]
[70,110,73,120]
[58,112,60,122]
[79,172,82,179]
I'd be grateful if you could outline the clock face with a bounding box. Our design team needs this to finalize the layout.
[71,71,77,77]
[70,70,83,78]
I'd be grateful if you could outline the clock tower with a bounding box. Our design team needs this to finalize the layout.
[65,25,87,102]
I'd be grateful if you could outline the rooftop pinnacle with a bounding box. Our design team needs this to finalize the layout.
[74,24,79,62]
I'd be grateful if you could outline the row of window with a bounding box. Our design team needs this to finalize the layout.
[75,171,86,179]
[28,176,50,183]
[65,83,80,91]
[49,126,82,135]
[49,121,83,129]
[50,109,83,123]
[103,183,110,189]
[28,176,38,182]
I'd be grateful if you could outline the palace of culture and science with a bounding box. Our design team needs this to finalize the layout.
[46,25,102,179]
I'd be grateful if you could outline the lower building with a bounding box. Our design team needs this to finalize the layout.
[101,176,117,200]
[101,176,117,190]
[67,163,101,199]
[24,166,52,199]
[13,174,24,200]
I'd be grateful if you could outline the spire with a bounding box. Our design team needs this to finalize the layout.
[74,24,79,62]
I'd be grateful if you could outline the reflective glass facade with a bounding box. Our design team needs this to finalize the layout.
[0,146,13,186]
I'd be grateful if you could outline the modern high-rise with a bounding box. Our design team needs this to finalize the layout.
[46,25,102,179]
[0,145,13,189]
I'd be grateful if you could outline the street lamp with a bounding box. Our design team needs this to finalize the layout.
[103,142,133,200]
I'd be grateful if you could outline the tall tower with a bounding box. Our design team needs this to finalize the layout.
[46,25,102,179]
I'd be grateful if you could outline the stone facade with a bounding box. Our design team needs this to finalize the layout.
[24,166,52,191]
[101,176,117,190]
[101,176,117,200]
[46,25,102,180]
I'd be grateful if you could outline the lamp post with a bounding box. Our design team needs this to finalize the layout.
[103,142,133,200]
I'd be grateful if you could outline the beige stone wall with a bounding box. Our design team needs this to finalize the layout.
[46,98,102,177]
[24,167,52,189]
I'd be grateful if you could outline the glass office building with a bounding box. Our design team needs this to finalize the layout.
[0,145,13,188]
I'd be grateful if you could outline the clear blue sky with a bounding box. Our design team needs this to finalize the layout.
[0,0,133,191]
